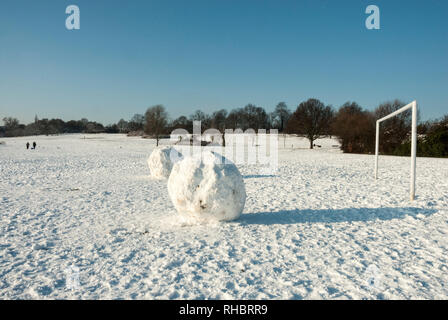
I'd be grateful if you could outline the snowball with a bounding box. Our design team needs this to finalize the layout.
[148,147,183,179]
[167,151,246,222]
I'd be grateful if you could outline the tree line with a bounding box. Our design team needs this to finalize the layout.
[1,117,109,137]
[2,99,447,157]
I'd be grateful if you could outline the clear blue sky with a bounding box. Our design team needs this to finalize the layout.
[0,0,447,125]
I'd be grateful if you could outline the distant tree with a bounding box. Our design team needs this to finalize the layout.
[190,110,211,132]
[3,117,19,130]
[2,117,22,137]
[128,113,145,132]
[393,114,448,158]
[211,109,228,146]
[84,121,105,133]
[116,119,129,133]
[272,102,291,132]
[421,115,448,157]
[332,102,375,153]
[244,104,259,130]
[224,105,269,131]
[80,118,89,126]
[253,106,268,130]
[417,120,433,135]
[105,124,120,133]
[24,122,40,136]
[287,99,334,149]
[226,108,242,130]
[65,120,84,133]
[37,118,50,135]
[171,116,192,131]
[145,105,168,146]
[235,104,268,131]
[48,118,65,134]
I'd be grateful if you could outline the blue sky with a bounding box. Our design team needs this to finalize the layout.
[0,0,447,124]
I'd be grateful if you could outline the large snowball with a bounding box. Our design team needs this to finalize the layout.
[148,147,183,179]
[167,151,246,222]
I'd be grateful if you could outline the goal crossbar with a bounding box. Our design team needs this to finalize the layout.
[374,100,417,201]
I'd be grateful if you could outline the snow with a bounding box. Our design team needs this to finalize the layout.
[147,146,182,179]
[167,151,246,222]
[0,133,447,299]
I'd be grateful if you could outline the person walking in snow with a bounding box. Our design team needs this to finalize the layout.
[32,142,36,149]
[26,142,30,150]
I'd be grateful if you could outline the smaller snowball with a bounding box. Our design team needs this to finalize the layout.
[148,146,183,179]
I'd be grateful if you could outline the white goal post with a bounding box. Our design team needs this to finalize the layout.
[374,100,417,201]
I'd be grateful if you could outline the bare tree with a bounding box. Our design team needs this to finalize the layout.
[211,109,228,146]
[287,98,333,149]
[243,104,267,130]
[171,116,192,131]
[272,102,290,132]
[2,117,21,137]
[128,113,145,131]
[116,119,129,133]
[226,109,240,130]
[145,105,168,146]
[332,102,375,153]
[190,110,211,132]
[3,117,19,130]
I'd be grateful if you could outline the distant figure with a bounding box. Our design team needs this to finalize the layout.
[26,142,30,150]
[32,142,37,149]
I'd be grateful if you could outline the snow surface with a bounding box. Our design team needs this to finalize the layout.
[167,151,246,222]
[147,146,182,180]
[0,134,448,299]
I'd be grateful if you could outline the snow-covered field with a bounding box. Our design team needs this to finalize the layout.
[1,134,447,299]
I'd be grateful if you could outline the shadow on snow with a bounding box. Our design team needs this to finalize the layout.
[242,174,276,179]
[238,207,437,225]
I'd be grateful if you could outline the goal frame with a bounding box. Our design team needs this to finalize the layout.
[374,100,417,201]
